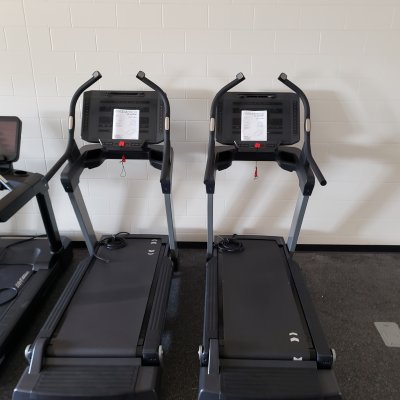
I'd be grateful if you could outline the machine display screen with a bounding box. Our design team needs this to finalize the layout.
[0,118,21,163]
[81,91,164,145]
[216,92,300,148]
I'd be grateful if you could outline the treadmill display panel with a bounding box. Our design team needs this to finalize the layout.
[81,91,164,145]
[0,117,22,164]
[216,92,300,149]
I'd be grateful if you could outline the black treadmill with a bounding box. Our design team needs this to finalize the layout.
[0,117,72,365]
[199,73,342,399]
[13,71,178,400]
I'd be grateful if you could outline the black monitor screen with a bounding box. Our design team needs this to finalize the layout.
[216,92,300,147]
[0,117,21,164]
[81,91,164,145]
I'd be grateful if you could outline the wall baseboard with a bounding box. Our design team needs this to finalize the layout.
[72,241,400,252]
[296,244,400,252]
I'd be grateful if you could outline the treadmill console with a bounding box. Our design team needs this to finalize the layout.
[81,91,164,147]
[0,116,22,165]
[216,92,299,151]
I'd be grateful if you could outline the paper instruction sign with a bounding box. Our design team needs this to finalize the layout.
[112,109,140,140]
[241,110,268,141]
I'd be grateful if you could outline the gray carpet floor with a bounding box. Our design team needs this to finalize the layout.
[0,247,399,399]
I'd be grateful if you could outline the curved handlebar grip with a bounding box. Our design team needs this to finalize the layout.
[279,73,327,186]
[278,72,310,122]
[44,71,102,182]
[136,71,172,192]
[204,74,245,193]
[69,71,102,118]
[210,72,245,119]
[136,70,170,118]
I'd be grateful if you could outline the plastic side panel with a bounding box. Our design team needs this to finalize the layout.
[203,256,218,354]
[0,269,49,357]
[198,367,220,400]
[39,258,90,339]
[142,254,173,363]
[289,259,334,367]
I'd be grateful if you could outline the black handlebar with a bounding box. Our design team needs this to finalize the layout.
[304,131,327,186]
[210,72,245,120]
[278,73,310,122]
[44,71,102,182]
[278,72,326,186]
[204,73,245,193]
[136,71,170,118]
[136,71,172,193]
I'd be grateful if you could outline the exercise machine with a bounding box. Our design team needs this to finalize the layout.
[13,70,178,399]
[0,116,72,364]
[199,73,342,399]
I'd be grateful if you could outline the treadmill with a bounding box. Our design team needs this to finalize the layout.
[13,71,178,400]
[0,116,72,365]
[199,73,342,399]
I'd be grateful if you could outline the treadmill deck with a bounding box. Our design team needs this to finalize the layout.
[48,236,165,358]
[218,236,313,360]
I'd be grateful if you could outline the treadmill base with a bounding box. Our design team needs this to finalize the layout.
[199,362,342,400]
[14,358,160,400]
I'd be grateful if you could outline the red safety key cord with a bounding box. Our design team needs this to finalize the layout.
[254,142,261,180]
[120,155,126,177]
[119,140,127,177]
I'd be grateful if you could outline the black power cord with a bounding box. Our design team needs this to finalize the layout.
[93,232,130,263]
[216,235,244,253]
[0,235,45,305]
[0,287,18,306]
[99,231,130,251]
[0,234,47,263]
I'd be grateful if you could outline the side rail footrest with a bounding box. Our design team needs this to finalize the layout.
[142,255,173,364]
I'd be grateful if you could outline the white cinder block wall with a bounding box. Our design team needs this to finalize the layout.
[1,0,399,244]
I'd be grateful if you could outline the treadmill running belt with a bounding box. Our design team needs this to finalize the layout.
[47,238,162,358]
[220,238,312,360]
